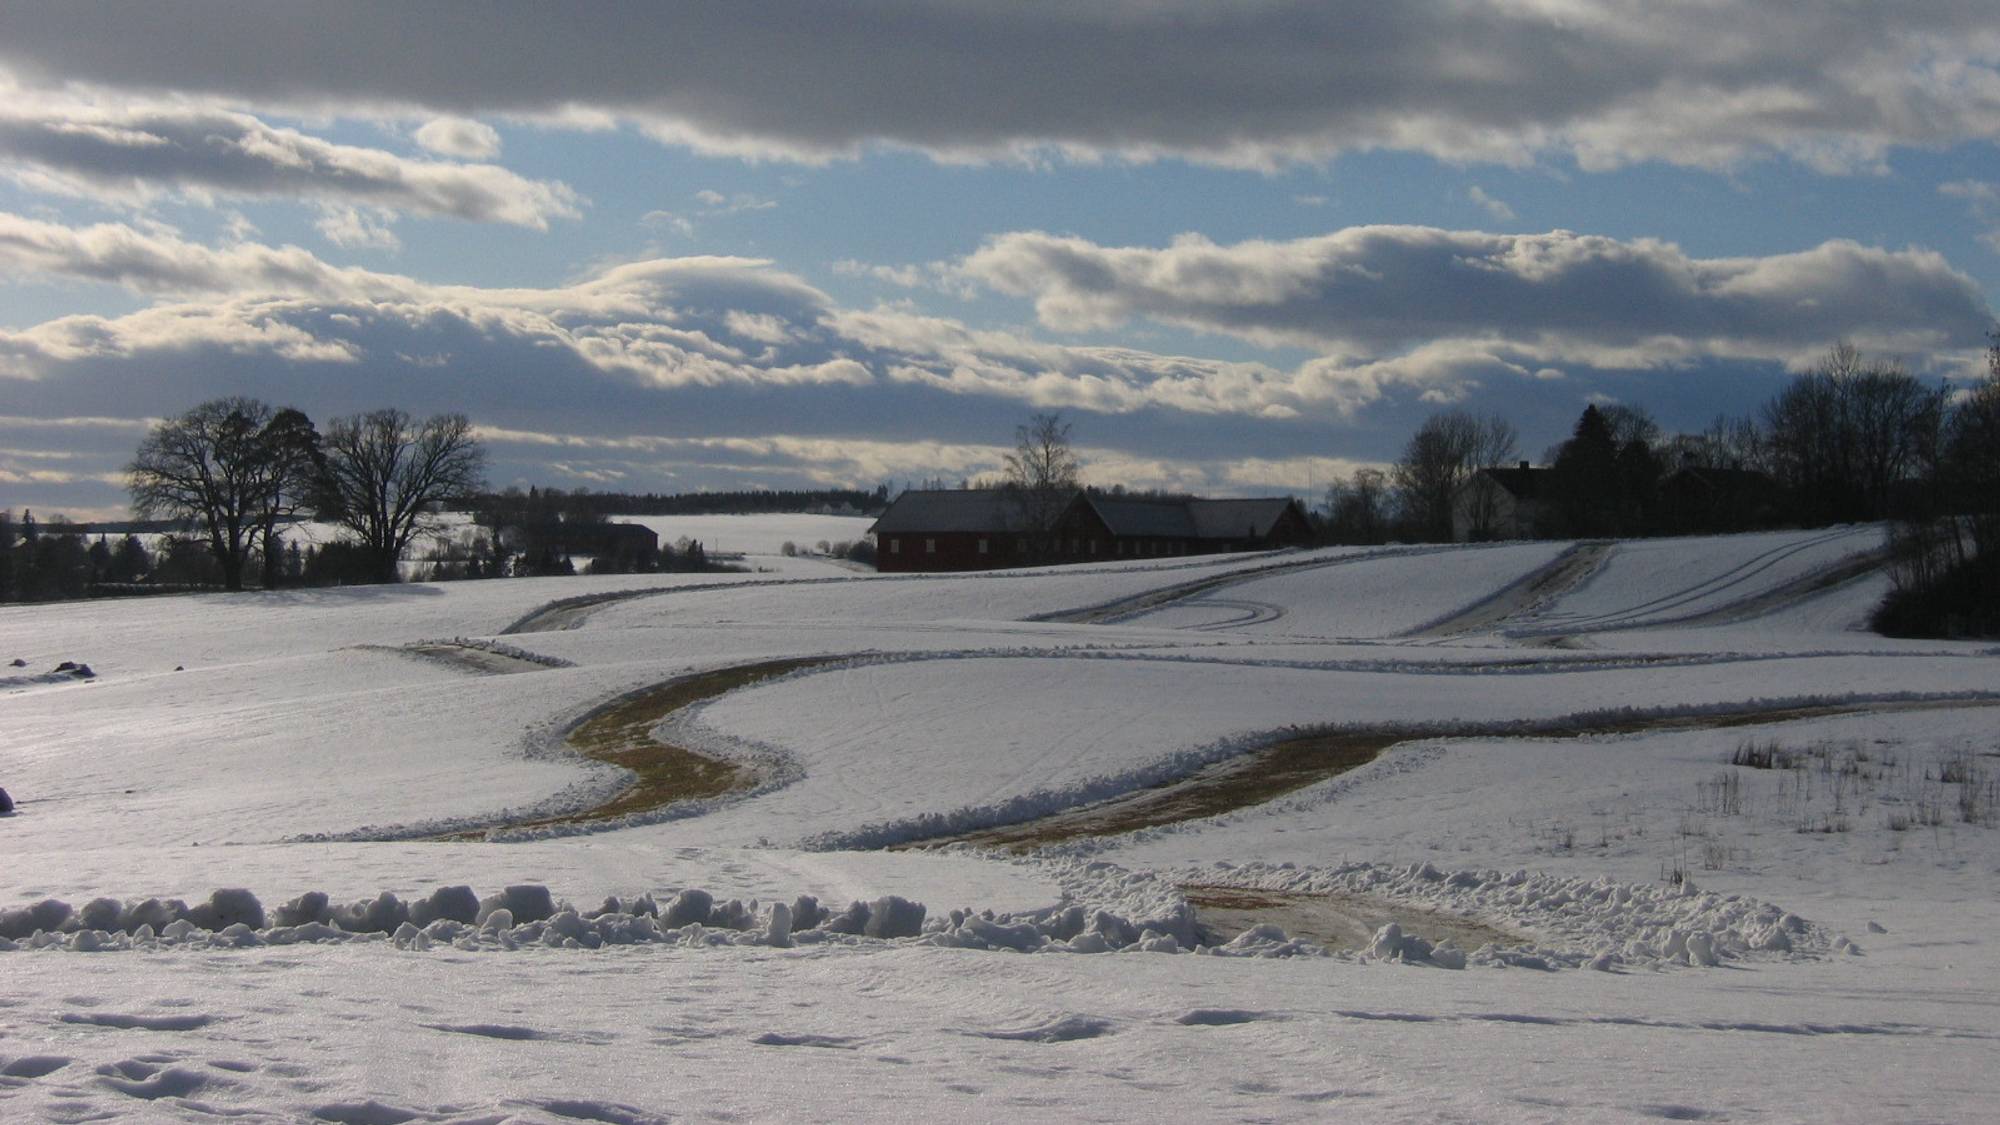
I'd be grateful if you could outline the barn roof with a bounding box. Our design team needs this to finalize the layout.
[1188,498,1301,540]
[869,489,1040,534]
[1084,498,1197,538]
[874,489,1305,541]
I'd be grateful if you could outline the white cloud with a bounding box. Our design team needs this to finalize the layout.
[314,205,401,252]
[474,424,1358,497]
[831,259,978,298]
[4,214,1991,427]
[958,226,1994,385]
[1467,186,1516,222]
[1941,179,2000,254]
[641,210,695,236]
[2,6,1997,171]
[693,189,777,216]
[0,94,578,227]
[413,115,501,159]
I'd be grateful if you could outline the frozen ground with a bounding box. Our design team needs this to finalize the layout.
[3,522,1998,1122]
[609,512,877,556]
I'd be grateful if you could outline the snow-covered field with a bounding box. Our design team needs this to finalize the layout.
[609,512,877,556]
[4,521,1998,1122]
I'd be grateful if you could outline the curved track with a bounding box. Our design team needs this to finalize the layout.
[1516,528,1878,636]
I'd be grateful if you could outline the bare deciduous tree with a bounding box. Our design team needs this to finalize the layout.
[1003,411,1081,548]
[1763,342,1940,524]
[318,410,486,584]
[1393,409,1517,541]
[127,397,318,591]
[1324,467,1391,544]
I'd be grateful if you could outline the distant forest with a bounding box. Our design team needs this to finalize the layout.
[0,487,891,605]
[458,486,889,518]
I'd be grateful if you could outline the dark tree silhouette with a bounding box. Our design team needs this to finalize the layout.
[127,398,318,591]
[318,410,487,584]
[1003,411,1082,554]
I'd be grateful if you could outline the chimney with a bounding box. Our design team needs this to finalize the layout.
[1518,460,1530,471]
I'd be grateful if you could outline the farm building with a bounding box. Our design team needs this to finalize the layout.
[1658,466,1780,534]
[871,490,1311,572]
[1452,462,1549,542]
[868,490,1039,571]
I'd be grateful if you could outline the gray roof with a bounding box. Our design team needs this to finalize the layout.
[869,490,1039,534]
[1187,498,1300,540]
[1085,498,1197,538]
[873,489,1302,542]
[1473,466,1547,500]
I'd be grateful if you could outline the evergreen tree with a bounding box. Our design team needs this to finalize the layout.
[1551,405,1621,535]
[0,511,15,603]
[88,535,113,587]
[109,534,151,583]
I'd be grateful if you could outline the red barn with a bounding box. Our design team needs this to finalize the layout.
[870,490,1311,572]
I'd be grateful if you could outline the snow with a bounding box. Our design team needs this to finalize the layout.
[1520,524,1884,635]
[609,512,877,556]
[4,525,2000,1121]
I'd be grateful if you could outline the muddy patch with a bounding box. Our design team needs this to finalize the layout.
[400,642,567,675]
[915,730,1397,852]
[1184,884,1523,951]
[437,657,833,839]
[905,697,2000,853]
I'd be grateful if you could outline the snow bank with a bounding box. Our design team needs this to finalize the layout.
[1185,860,1843,971]
[0,866,1855,972]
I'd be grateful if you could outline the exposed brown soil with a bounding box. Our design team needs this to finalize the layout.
[907,697,2000,854]
[437,656,833,839]
[911,730,1396,852]
[403,643,550,675]
[1182,884,1524,951]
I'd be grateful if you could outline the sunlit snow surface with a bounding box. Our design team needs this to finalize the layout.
[3,523,1999,1122]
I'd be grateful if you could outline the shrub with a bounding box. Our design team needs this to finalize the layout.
[1872,550,2000,638]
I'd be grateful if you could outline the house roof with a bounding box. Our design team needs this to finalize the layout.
[1188,498,1301,540]
[1473,465,1548,500]
[869,489,1040,534]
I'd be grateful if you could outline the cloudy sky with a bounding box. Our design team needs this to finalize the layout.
[3,2,1998,520]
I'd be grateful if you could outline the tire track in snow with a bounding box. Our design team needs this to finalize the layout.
[498,553,1296,634]
[1518,527,1878,636]
[1402,541,1615,639]
[1186,597,1287,631]
[1592,547,1890,632]
[1038,543,1501,627]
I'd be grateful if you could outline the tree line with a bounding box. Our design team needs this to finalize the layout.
[121,398,486,592]
[1323,339,1997,545]
[467,485,886,519]
[1320,338,2000,635]
[1,397,779,604]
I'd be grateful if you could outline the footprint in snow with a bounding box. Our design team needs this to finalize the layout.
[309,1100,432,1124]
[1,1054,74,1078]
[1175,1008,1275,1027]
[421,1022,614,1044]
[60,1011,215,1031]
[525,1098,671,1124]
[965,1014,1113,1043]
[750,1031,858,1049]
[95,1058,222,1101]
